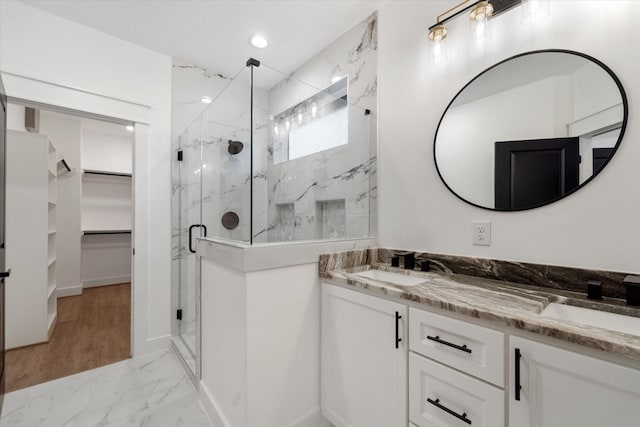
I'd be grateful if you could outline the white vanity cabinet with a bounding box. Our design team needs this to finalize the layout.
[509,336,640,427]
[408,308,505,427]
[321,283,408,427]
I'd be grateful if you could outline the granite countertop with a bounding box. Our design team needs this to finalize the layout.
[320,260,640,363]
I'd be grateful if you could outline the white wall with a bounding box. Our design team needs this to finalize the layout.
[0,0,173,355]
[81,234,132,287]
[82,127,133,174]
[377,0,640,273]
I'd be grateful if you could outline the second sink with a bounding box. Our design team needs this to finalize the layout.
[541,303,640,337]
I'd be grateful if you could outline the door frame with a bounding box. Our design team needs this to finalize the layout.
[4,90,148,357]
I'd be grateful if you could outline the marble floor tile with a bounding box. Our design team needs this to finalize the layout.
[0,350,212,427]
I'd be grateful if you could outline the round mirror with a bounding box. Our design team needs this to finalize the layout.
[434,50,627,211]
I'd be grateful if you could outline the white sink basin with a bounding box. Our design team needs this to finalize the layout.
[541,303,640,336]
[354,269,425,286]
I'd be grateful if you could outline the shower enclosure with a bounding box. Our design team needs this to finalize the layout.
[171,59,377,375]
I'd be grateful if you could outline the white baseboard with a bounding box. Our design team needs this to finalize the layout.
[56,285,83,298]
[199,381,233,427]
[82,275,131,288]
[197,381,329,427]
[142,334,171,355]
[287,409,331,427]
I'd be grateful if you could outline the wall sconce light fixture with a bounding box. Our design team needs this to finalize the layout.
[427,0,549,63]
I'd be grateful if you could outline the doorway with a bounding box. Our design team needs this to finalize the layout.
[3,104,134,391]
[494,137,580,210]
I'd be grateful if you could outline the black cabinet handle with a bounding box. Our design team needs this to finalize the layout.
[395,311,402,349]
[188,224,207,253]
[427,335,472,354]
[515,347,522,401]
[427,398,472,425]
[0,269,11,278]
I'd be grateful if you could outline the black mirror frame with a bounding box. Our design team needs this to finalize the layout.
[433,49,629,212]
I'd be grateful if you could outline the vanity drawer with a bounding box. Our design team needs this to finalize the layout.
[409,352,504,427]
[409,307,504,386]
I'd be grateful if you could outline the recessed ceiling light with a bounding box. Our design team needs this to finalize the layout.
[251,35,268,49]
[125,125,134,132]
[201,96,213,104]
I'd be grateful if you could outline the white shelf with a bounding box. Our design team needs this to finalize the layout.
[47,283,57,299]
[48,256,57,267]
[48,229,57,235]
[48,169,56,180]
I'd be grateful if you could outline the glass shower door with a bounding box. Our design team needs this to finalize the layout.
[201,67,252,243]
[176,116,203,367]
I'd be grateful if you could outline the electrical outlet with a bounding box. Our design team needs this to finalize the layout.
[472,221,491,246]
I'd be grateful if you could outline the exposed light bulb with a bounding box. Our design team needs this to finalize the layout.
[274,125,279,135]
[201,96,213,104]
[297,111,303,124]
[285,119,290,130]
[250,35,268,48]
[522,0,550,24]
[125,125,134,132]
[331,75,344,84]
[311,102,318,118]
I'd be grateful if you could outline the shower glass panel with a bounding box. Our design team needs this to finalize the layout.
[201,67,252,243]
[171,56,377,378]
[176,115,203,363]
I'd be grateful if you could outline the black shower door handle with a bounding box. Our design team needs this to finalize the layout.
[188,224,208,253]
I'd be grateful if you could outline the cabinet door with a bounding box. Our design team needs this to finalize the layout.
[321,283,407,427]
[510,336,640,427]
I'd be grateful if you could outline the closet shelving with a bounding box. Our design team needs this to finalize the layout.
[5,130,58,349]
[47,138,58,336]
[80,158,133,288]
[81,169,132,234]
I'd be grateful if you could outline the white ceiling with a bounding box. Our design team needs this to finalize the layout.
[21,0,384,78]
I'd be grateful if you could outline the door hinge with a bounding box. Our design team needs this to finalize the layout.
[177,309,183,320]
[177,150,183,161]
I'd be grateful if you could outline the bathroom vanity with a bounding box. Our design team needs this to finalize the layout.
[319,249,640,427]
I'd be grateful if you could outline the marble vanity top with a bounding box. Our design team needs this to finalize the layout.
[319,250,640,363]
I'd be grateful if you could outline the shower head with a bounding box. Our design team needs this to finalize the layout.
[228,140,244,155]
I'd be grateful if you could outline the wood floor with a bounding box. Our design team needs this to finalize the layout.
[5,283,131,392]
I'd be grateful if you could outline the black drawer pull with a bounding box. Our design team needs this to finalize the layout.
[427,335,472,354]
[515,347,522,401]
[395,311,402,349]
[427,398,472,425]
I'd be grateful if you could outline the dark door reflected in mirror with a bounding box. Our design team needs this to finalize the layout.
[434,50,628,211]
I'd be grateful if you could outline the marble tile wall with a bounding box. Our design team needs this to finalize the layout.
[260,12,378,243]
